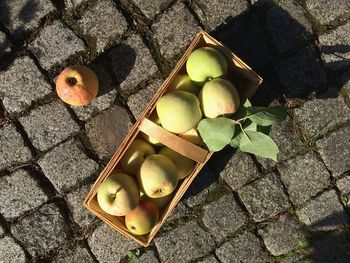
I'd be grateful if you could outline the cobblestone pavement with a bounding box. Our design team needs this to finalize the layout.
[0,0,349,262]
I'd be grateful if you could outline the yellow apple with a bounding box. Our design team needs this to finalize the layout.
[178,127,203,146]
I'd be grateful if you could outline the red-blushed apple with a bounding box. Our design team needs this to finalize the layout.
[97,172,139,216]
[56,65,99,106]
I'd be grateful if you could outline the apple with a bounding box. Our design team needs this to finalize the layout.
[156,91,202,134]
[125,200,159,235]
[178,127,203,146]
[120,139,156,175]
[142,113,162,146]
[56,65,99,106]
[171,74,200,95]
[138,154,178,198]
[200,78,240,118]
[186,47,228,86]
[159,147,195,179]
[147,194,173,209]
[97,172,139,216]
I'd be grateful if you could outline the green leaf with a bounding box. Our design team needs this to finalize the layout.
[231,99,252,120]
[229,125,242,148]
[197,117,235,152]
[239,130,279,161]
[246,106,287,126]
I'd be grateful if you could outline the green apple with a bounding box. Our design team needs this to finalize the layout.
[125,200,159,235]
[178,127,203,146]
[200,78,240,118]
[186,47,228,85]
[138,154,178,198]
[120,139,155,175]
[156,91,202,134]
[171,74,200,95]
[97,172,139,216]
[159,147,195,179]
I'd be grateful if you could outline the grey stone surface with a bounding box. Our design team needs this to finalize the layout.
[281,253,311,263]
[197,255,219,263]
[202,194,248,243]
[192,0,248,31]
[64,0,88,9]
[0,0,55,39]
[316,127,350,177]
[0,225,4,236]
[52,243,95,263]
[30,20,86,70]
[337,176,350,195]
[85,105,134,161]
[71,62,117,121]
[0,56,52,114]
[213,12,272,67]
[0,123,32,171]
[66,184,96,227]
[258,214,306,256]
[132,0,172,19]
[88,223,138,262]
[266,0,312,54]
[127,78,163,119]
[296,190,349,231]
[237,173,290,222]
[155,220,215,263]
[0,169,48,220]
[11,203,70,257]
[319,23,350,70]
[218,151,261,191]
[109,34,158,95]
[136,250,159,263]
[256,116,304,169]
[38,138,99,193]
[0,236,26,263]
[305,0,350,25]
[77,0,127,54]
[275,46,326,97]
[294,96,350,139]
[165,201,189,222]
[278,152,330,206]
[0,31,10,55]
[152,2,201,59]
[215,231,269,263]
[19,100,80,152]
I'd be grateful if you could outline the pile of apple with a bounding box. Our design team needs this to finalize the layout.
[97,46,239,236]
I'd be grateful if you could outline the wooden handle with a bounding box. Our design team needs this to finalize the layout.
[139,118,209,163]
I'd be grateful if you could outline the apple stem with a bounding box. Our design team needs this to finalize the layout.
[67,77,77,85]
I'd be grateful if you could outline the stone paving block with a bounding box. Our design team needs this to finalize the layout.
[281,253,311,263]
[256,116,304,169]
[0,31,10,56]
[85,105,134,161]
[132,0,172,19]
[305,0,350,25]
[237,173,290,222]
[215,231,269,263]
[136,250,159,263]
[192,0,248,31]
[0,225,4,236]
[52,243,95,263]
[278,152,330,206]
[197,255,219,263]
[19,100,80,152]
[266,0,313,54]
[152,2,201,59]
[337,176,350,196]
[0,123,32,171]
[64,0,88,9]
[30,20,86,70]
[0,236,26,263]
[275,46,326,98]
[0,56,52,114]
[0,169,49,221]
[155,220,215,263]
[65,184,96,227]
[38,138,99,193]
[0,0,55,39]
[319,23,350,70]
[127,78,163,119]
[165,201,189,222]
[11,203,70,257]
[213,12,272,68]
[316,126,350,177]
[109,34,158,95]
[294,97,350,139]
[218,151,261,191]
[77,0,127,54]
[202,194,248,244]
[88,223,138,262]
[296,190,349,231]
[258,214,306,256]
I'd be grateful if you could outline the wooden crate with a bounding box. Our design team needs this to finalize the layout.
[84,31,263,247]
